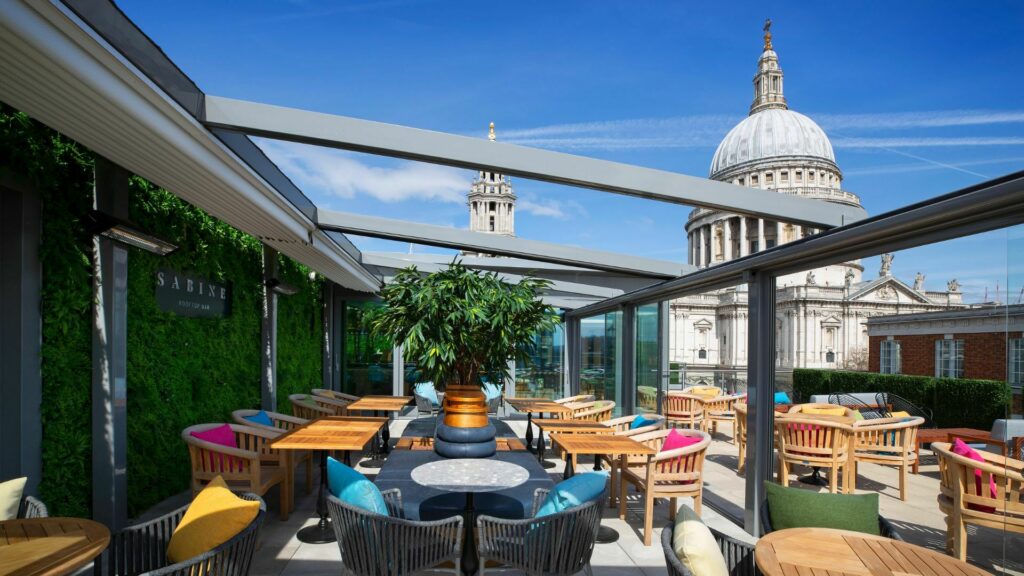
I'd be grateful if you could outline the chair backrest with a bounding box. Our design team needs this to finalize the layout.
[289,394,334,420]
[828,393,886,419]
[311,394,350,415]
[555,394,596,405]
[632,428,711,478]
[231,409,309,433]
[312,388,360,403]
[19,495,48,519]
[663,393,705,417]
[875,393,934,426]
[682,385,722,398]
[704,394,741,415]
[774,416,853,462]
[603,414,666,435]
[574,401,615,422]
[853,416,924,458]
[735,402,747,441]
[637,385,659,411]
[787,403,854,417]
[181,423,278,488]
[932,441,1024,517]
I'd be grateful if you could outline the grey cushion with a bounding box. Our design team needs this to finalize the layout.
[433,437,497,458]
[435,422,497,444]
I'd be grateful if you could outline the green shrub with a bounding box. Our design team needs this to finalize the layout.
[933,378,1011,430]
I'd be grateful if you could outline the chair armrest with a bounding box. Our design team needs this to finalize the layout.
[381,488,405,519]
[20,495,48,519]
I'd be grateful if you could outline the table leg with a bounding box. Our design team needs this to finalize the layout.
[590,451,619,544]
[536,428,556,469]
[381,410,391,454]
[296,450,336,544]
[525,412,534,451]
[913,439,921,474]
[461,492,477,576]
[361,413,387,469]
[564,453,575,480]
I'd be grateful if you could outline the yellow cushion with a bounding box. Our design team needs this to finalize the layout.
[803,407,847,416]
[889,411,911,418]
[691,387,720,397]
[0,477,27,521]
[672,504,729,576]
[166,476,260,564]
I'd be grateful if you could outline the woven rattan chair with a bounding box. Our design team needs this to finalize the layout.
[101,493,265,576]
[774,415,854,494]
[327,490,463,575]
[231,409,314,495]
[735,402,748,474]
[619,428,711,546]
[596,414,667,505]
[851,416,924,500]
[828,393,886,419]
[18,495,47,519]
[875,392,935,427]
[703,394,742,437]
[933,441,1024,560]
[758,498,902,541]
[312,388,360,403]
[573,401,616,422]
[289,393,334,420]
[663,392,705,430]
[477,488,604,576]
[181,423,291,520]
[661,521,757,576]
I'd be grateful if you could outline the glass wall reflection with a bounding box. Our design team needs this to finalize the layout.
[514,320,565,399]
[340,300,394,396]
[635,303,660,412]
[581,311,622,415]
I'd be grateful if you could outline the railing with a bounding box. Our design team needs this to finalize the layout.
[664,366,794,397]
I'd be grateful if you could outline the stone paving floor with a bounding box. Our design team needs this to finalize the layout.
[249,415,1023,575]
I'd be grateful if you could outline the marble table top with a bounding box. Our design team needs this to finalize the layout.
[410,458,530,493]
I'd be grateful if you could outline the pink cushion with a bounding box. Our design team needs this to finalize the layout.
[661,429,702,453]
[952,438,997,512]
[191,425,240,472]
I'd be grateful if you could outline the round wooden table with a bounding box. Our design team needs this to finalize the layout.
[755,527,989,576]
[0,517,110,576]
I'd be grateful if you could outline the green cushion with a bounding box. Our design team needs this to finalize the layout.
[765,482,879,536]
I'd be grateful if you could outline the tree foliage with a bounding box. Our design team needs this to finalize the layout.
[371,262,559,388]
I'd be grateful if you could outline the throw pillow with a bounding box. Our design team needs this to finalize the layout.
[535,471,608,517]
[243,410,274,427]
[691,387,719,397]
[327,457,389,515]
[672,504,729,576]
[630,414,659,430]
[952,438,998,512]
[851,410,865,421]
[0,477,27,521]
[765,482,879,535]
[166,476,260,563]
[774,391,791,404]
[802,407,847,416]
[662,429,702,453]
[483,382,502,401]
[889,411,911,418]
[190,424,241,472]
[414,382,439,406]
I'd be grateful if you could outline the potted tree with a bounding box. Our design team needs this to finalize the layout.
[372,261,559,429]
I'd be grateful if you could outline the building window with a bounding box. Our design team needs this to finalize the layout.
[1010,338,1024,387]
[935,339,964,378]
[808,172,815,182]
[795,170,802,182]
[880,340,901,374]
[489,216,495,231]
[780,171,788,182]
[750,174,759,185]
[749,240,759,253]
[738,177,745,186]
[765,173,774,184]
[766,238,776,249]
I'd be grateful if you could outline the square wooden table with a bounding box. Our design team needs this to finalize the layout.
[913,427,996,474]
[344,395,414,467]
[506,398,573,451]
[270,416,386,544]
[531,418,611,468]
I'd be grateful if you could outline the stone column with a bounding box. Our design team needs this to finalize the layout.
[724,219,733,261]
[795,225,803,240]
[739,217,748,257]
[776,221,784,245]
[757,219,765,252]
[699,226,707,267]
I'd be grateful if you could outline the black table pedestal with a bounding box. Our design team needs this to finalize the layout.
[296,450,348,544]
[798,467,828,486]
[562,452,620,545]
[535,429,557,469]
[361,410,387,468]
[460,492,477,576]
[525,412,535,452]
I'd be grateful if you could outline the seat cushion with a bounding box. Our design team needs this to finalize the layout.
[774,391,791,404]
[414,382,439,406]
[166,476,260,564]
[765,482,879,536]
[327,457,389,515]
[952,438,998,512]
[802,407,846,416]
[535,471,608,517]
[889,411,911,418]
[672,504,729,576]
[0,477,26,521]
[244,410,274,427]
[630,414,659,430]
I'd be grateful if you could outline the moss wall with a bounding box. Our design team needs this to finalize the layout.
[1,105,324,517]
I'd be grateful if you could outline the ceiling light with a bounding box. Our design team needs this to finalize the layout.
[84,210,178,256]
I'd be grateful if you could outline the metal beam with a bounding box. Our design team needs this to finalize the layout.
[567,170,1024,317]
[319,209,688,279]
[203,95,866,229]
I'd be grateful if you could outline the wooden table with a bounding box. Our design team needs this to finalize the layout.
[755,527,988,576]
[550,433,656,544]
[344,396,413,467]
[506,398,573,453]
[913,428,994,474]
[531,418,611,468]
[270,416,386,544]
[0,517,110,576]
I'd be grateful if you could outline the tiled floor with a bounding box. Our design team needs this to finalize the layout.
[249,416,1023,576]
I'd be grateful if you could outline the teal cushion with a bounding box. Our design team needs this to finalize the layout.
[774,391,791,404]
[327,457,389,516]
[483,382,502,401]
[630,414,658,430]
[535,471,608,518]
[414,382,439,406]
[244,410,274,427]
[765,482,879,535]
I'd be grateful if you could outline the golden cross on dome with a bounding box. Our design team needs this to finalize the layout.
[488,122,496,141]
[763,18,773,50]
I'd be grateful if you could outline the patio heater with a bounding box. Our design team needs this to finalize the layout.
[84,209,178,256]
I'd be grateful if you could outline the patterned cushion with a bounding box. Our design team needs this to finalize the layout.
[166,476,260,563]
[327,457,388,516]
[535,471,608,517]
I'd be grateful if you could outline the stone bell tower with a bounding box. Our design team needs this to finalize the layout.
[467,122,516,236]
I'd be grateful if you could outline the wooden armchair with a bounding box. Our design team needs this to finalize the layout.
[554,394,596,405]
[311,394,350,415]
[682,385,722,399]
[851,416,924,500]
[289,393,334,420]
[598,414,666,506]
[231,409,314,496]
[573,401,616,423]
[618,428,711,546]
[312,388,360,403]
[774,415,854,494]
[933,441,1024,561]
[663,392,705,430]
[181,423,291,520]
[735,402,748,473]
[703,394,742,437]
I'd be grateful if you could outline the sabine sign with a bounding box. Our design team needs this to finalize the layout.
[155,268,232,318]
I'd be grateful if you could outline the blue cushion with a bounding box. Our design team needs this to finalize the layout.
[414,382,439,406]
[535,471,608,518]
[327,457,388,516]
[774,391,791,404]
[244,410,274,427]
[630,414,658,430]
[483,382,502,401]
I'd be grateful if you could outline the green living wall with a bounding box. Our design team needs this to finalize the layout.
[1,105,324,517]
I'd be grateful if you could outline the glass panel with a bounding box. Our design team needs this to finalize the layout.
[340,300,394,396]
[635,303,660,412]
[580,311,622,414]
[514,321,564,400]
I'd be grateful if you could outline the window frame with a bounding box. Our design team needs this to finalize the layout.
[934,338,964,378]
[879,339,901,374]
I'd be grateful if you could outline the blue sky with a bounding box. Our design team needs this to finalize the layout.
[119,0,1024,303]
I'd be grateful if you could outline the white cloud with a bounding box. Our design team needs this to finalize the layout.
[814,110,1024,131]
[518,199,565,218]
[832,136,1024,148]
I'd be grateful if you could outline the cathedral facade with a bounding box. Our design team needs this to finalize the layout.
[670,24,963,372]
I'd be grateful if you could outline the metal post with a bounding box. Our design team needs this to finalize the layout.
[565,316,580,397]
[744,270,776,535]
[261,245,278,411]
[92,157,129,531]
[620,305,636,415]
[657,300,670,414]
[0,178,42,496]
[393,345,403,396]
[321,281,333,391]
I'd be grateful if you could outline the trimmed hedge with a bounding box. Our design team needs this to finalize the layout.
[793,369,1011,429]
[2,105,323,517]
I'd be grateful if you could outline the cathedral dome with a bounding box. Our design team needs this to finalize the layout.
[709,108,836,178]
